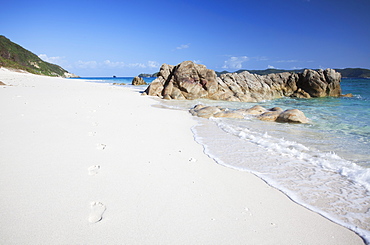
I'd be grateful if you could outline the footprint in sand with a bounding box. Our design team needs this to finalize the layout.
[88,202,106,223]
[88,131,96,137]
[243,207,253,216]
[88,165,100,175]
[96,143,106,150]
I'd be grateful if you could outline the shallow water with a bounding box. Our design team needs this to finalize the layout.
[79,77,370,242]
[70,76,156,85]
[156,78,370,243]
[192,118,370,239]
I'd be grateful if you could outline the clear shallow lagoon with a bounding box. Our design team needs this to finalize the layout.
[78,77,370,242]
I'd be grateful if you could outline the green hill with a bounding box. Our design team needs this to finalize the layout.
[217,68,370,78]
[337,68,370,78]
[0,35,77,77]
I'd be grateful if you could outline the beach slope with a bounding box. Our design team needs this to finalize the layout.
[0,68,364,244]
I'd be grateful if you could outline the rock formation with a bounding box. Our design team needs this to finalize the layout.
[144,61,342,102]
[132,76,147,85]
[190,104,308,123]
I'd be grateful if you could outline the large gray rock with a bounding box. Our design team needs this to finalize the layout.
[297,69,341,97]
[145,61,217,100]
[144,61,342,102]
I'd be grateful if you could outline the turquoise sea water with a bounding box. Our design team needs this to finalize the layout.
[71,76,156,85]
[77,77,370,243]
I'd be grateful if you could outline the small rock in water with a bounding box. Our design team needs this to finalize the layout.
[189,104,309,124]
[213,111,244,119]
[276,109,309,124]
[257,111,281,122]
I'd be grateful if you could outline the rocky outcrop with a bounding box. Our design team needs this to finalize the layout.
[297,68,341,97]
[144,61,342,102]
[190,104,308,123]
[63,72,79,78]
[132,76,147,85]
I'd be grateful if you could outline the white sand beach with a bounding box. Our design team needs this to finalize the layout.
[0,68,364,244]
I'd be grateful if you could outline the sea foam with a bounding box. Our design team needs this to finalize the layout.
[191,117,370,243]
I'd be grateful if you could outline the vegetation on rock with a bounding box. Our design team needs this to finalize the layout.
[0,35,77,77]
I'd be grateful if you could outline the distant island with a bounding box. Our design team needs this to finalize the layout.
[140,67,370,79]
[216,68,370,78]
[0,35,77,78]
[138,72,159,78]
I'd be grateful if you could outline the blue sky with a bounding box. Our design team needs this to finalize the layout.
[1,0,370,76]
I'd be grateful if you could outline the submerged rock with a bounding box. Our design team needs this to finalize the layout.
[257,111,282,122]
[236,105,267,115]
[189,106,222,118]
[341,93,353,97]
[213,111,245,119]
[144,61,342,102]
[189,104,309,124]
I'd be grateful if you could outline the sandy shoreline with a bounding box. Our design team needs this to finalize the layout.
[0,68,364,244]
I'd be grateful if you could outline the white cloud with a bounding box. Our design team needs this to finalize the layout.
[254,56,269,61]
[74,59,160,70]
[38,54,69,67]
[75,60,98,69]
[267,65,275,69]
[148,61,160,68]
[126,63,147,68]
[176,43,190,50]
[193,60,202,64]
[222,56,249,70]
[277,59,299,63]
[103,60,126,68]
[104,60,159,69]
[39,54,61,63]
[40,54,159,71]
